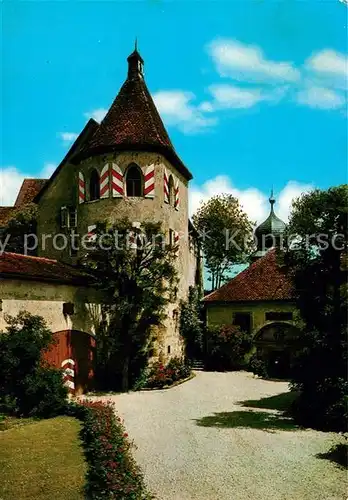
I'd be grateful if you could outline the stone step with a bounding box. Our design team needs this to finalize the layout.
[191,360,205,370]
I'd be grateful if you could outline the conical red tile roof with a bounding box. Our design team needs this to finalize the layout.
[77,50,192,180]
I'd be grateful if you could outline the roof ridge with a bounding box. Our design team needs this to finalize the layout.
[2,252,58,264]
[23,178,48,181]
[140,80,164,146]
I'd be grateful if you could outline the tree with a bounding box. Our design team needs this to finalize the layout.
[0,203,38,254]
[193,194,254,290]
[81,219,178,392]
[284,185,348,431]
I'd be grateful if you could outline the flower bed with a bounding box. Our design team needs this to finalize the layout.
[69,400,152,500]
[145,357,192,389]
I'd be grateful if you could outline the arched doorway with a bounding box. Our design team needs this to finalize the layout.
[44,330,96,395]
[254,322,300,379]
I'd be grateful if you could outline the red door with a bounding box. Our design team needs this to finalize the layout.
[44,330,96,395]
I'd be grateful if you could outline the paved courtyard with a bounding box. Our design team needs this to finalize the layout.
[93,371,347,500]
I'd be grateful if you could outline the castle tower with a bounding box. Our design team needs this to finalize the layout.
[35,46,196,359]
[253,190,286,260]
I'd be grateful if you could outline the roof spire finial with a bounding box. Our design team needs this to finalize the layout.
[269,187,275,211]
[127,40,144,79]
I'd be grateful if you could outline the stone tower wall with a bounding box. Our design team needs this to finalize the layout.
[36,151,196,359]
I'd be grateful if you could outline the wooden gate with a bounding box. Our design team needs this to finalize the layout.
[44,330,96,395]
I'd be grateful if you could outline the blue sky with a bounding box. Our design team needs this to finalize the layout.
[1,0,347,222]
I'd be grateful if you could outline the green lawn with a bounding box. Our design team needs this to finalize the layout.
[0,416,86,500]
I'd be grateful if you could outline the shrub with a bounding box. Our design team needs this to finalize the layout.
[206,324,253,371]
[248,354,269,379]
[0,312,68,417]
[290,374,348,432]
[70,400,151,499]
[290,328,347,432]
[145,357,191,389]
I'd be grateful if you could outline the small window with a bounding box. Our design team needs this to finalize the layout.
[169,229,174,247]
[69,231,78,257]
[233,312,252,334]
[126,164,143,197]
[168,175,175,207]
[90,169,100,201]
[69,245,78,257]
[68,208,77,228]
[63,302,74,315]
[265,312,293,322]
[60,207,68,228]
[167,345,171,354]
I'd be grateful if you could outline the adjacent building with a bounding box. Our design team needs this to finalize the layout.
[204,195,299,376]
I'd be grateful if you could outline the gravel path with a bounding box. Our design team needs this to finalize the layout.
[92,371,347,500]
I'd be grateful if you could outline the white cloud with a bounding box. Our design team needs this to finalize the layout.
[189,175,313,224]
[41,163,57,178]
[0,163,57,206]
[0,166,26,206]
[305,49,348,90]
[208,38,300,83]
[152,90,217,133]
[84,108,108,123]
[198,101,214,113]
[276,181,314,222]
[296,86,346,110]
[306,49,348,78]
[208,84,265,109]
[59,132,78,144]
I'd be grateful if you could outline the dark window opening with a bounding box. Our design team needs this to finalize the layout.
[60,207,68,228]
[126,164,143,197]
[90,169,100,201]
[63,302,74,315]
[168,175,175,207]
[169,228,174,247]
[68,208,77,228]
[265,311,293,322]
[233,312,252,334]
[69,230,78,257]
[167,345,171,354]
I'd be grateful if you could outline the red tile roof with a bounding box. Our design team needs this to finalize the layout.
[14,179,47,207]
[0,252,93,285]
[0,207,16,227]
[204,249,294,303]
[77,53,192,180]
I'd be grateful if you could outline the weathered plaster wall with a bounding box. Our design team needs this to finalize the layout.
[206,300,297,335]
[0,279,101,335]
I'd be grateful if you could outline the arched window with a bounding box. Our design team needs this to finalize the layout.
[126,164,143,197]
[89,169,100,201]
[168,175,175,207]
